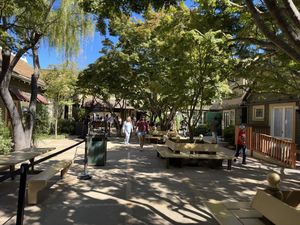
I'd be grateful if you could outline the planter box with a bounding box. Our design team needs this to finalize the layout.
[251,190,300,225]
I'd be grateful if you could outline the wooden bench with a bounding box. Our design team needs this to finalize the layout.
[0,165,10,172]
[205,200,264,225]
[27,160,72,205]
[205,190,300,225]
[251,190,300,225]
[156,145,233,170]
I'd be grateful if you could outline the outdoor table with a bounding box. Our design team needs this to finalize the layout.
[0,147,55,180]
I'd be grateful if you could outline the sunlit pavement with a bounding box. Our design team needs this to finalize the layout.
[1,135,299,225]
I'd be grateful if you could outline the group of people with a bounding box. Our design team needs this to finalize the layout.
[122,116,149,151]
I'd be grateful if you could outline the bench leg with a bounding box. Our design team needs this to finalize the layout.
[27,181,47,205]
[29,158,35,172]
[166,158,170,169]
[178,158,183,168]
[60,163,72,178]
[9,165,15,180]
[157,151,160,157]
[227,159,232,170]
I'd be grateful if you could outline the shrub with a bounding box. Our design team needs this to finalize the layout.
[194,124,210,136]
[58,119,76,135]
[0,109,12,154]
[223,125,235,145]
[35,104,50,135]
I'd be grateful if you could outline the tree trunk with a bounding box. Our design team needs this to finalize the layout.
[55,117,58,138]
[0,49,28,151]
[0,87,27,150]
[24,45,40,146]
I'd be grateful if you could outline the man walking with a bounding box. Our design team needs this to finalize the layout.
[136,116,149,151]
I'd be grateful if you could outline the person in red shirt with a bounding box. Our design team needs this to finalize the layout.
[136,116,149,151]
[234,124,247,164]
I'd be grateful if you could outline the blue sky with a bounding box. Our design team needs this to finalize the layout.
[34,31,105,70]
[27,0,196,70]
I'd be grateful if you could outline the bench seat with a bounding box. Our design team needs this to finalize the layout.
[156,146,233,169]
[205,201,264,225]
[27,160,72,205]
[0,165,10,172]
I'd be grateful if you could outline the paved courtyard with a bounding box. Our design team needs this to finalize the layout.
[0,135,299,225]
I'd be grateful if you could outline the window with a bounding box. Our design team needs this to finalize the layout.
[270,105,294,140]
[223,110,235,128]
[253,105,264,121]
[198,111,207,125]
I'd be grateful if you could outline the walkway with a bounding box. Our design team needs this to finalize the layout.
[0,135,299,225]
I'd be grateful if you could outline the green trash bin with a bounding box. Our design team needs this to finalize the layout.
[86,134,107,166]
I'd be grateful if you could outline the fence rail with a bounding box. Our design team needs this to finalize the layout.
[235,126,296,168]
[253,133,296,168]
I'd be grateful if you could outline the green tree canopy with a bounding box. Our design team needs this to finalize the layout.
[78,3,235,135]
[0,0,93,150]
[42,63,78,137]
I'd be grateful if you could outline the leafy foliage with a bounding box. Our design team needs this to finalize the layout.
[42,63,78,136]
[57,119,76,135]
[223,125,235,145]
[0,0,93,150]
[34,103,50,135]
[0,109,12,154]
[78,3,236,135]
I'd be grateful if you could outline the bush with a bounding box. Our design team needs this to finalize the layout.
[58,119,76,135]
[0,109,12,154]
[223,125,235,145]
[35,104,50,135]
[193,124,210,136]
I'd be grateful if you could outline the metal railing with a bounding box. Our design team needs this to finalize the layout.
[14,140,84,225]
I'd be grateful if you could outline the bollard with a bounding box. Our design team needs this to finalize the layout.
[16,163,28,225]
[78,136,92,180]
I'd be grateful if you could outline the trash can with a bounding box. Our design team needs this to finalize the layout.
[86,134,107,166]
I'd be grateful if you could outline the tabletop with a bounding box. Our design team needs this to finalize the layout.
[0,147,55,166]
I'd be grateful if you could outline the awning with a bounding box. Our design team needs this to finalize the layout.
[10,87,49,105]
[37,94,49,105]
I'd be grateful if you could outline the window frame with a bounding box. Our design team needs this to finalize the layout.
[253,105,265,121]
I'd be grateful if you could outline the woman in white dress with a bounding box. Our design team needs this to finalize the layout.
[122,116,133,145]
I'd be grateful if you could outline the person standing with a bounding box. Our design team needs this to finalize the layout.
[180,117,188,137]
[122,116,133,145]
[136,116,149,151]
[234,124,247,164]
[210,117,219,143]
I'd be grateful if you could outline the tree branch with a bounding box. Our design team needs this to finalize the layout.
[245,0,300,64]
[231,37,276,49]
[282,0,300,31]
[264,0,300,49]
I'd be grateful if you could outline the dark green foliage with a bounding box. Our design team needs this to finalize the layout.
[34,104,50,135]
[58,119,76,135]
[193,124,210,136]
[223,125,235,145]
[0,109,12,154]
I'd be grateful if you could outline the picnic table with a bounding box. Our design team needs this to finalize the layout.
[0,147,55,180]
[156,139,234,169]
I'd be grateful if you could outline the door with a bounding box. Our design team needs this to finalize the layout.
[271,106,293,139]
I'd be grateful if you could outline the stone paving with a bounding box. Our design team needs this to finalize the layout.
[0,135,299,225]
